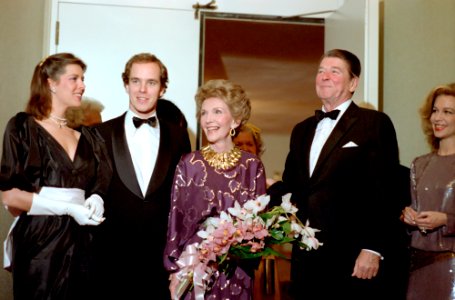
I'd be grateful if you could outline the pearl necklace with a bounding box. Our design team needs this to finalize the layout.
[49,114,68,128]
[200,145,242,170]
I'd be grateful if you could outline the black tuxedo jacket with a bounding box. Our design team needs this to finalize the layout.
[280,102,402,298]
[93,103,191,299]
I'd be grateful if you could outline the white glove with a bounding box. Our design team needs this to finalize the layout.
[29,193,103,226]
[84,194,105,220]
[38,187,85,204]
[66,202,104,225]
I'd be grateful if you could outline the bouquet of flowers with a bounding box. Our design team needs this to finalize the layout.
[173,193,322,299]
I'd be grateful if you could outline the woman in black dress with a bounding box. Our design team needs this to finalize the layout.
[0,53,112,299]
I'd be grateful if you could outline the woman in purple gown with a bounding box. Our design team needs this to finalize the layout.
[164,79,266,299]
[0,53,112,300]
[401,83,455,299]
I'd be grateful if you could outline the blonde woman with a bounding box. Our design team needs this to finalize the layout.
[164,79,266,299]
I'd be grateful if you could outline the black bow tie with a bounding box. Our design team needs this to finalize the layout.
[133,116,157,128]
[315,109,340,122]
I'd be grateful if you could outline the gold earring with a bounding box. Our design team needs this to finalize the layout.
[50,88,56,93]
[230,128,236,137]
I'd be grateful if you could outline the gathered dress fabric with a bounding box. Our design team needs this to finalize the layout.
[407,152,455,300]
[0,112,112,300]
[164,150,266,300]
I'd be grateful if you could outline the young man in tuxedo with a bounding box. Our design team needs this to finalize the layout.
[271,49,403,299]
[94,53,191,299]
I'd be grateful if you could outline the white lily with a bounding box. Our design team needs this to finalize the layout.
[291,220,304,237]
[206,216,219,227]
[227,201,248,220]
[301,220,320,238]
[197,229,209,239]
[265,214,276,228]
[219,211,232,222]
[281,193,298,214]
[197,222,214,239]
[301,235,322,251]
[244,194,270,215]
[277,216,287,222]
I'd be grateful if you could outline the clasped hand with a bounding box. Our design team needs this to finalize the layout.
[28,187,106,226]
[67,194,105,225]
[84,194,105,223]
[401,206,447,232]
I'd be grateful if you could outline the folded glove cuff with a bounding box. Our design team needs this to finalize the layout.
[86,194,103,203]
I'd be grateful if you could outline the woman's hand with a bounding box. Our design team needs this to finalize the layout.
[2,188,31,216]
[414,211,447,231]
[401,206,418,226]
[401,206,447,232]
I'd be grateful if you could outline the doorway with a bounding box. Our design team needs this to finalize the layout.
[199,12,325,180]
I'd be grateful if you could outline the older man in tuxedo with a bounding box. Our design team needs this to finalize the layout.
[94,53,191,299]
[274,49,403,299]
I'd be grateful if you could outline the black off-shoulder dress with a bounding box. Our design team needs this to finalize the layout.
[0,112,112,300]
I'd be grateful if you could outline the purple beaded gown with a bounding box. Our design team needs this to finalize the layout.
[164,149,266,300]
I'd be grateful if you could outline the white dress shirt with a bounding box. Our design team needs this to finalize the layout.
[309,100,351,177]
[125,110,160,196]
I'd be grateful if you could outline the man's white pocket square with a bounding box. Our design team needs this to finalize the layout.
[342,141,358,148]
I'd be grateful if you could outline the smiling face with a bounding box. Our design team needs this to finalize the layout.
[200,97,240,152]
[126,62,164,118]
[315,57,358,107]
[48,64,85,111]
[431,94,455,143]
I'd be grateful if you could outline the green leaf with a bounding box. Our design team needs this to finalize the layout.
[229,246,264,259]
[279,236,295,243]
[259,212,275,221]
[270,229,284,240]
[281,221,291,233]
[218,252,229,264]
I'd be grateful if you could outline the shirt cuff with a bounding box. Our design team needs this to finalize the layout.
[363,249,384,260]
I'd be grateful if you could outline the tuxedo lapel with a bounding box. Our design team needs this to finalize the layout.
[302,119,318,180]
[312,103,359,177]
[110,114,143,198]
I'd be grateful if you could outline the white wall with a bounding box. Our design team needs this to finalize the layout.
[261,134,290,180]
[382,0,455,167]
